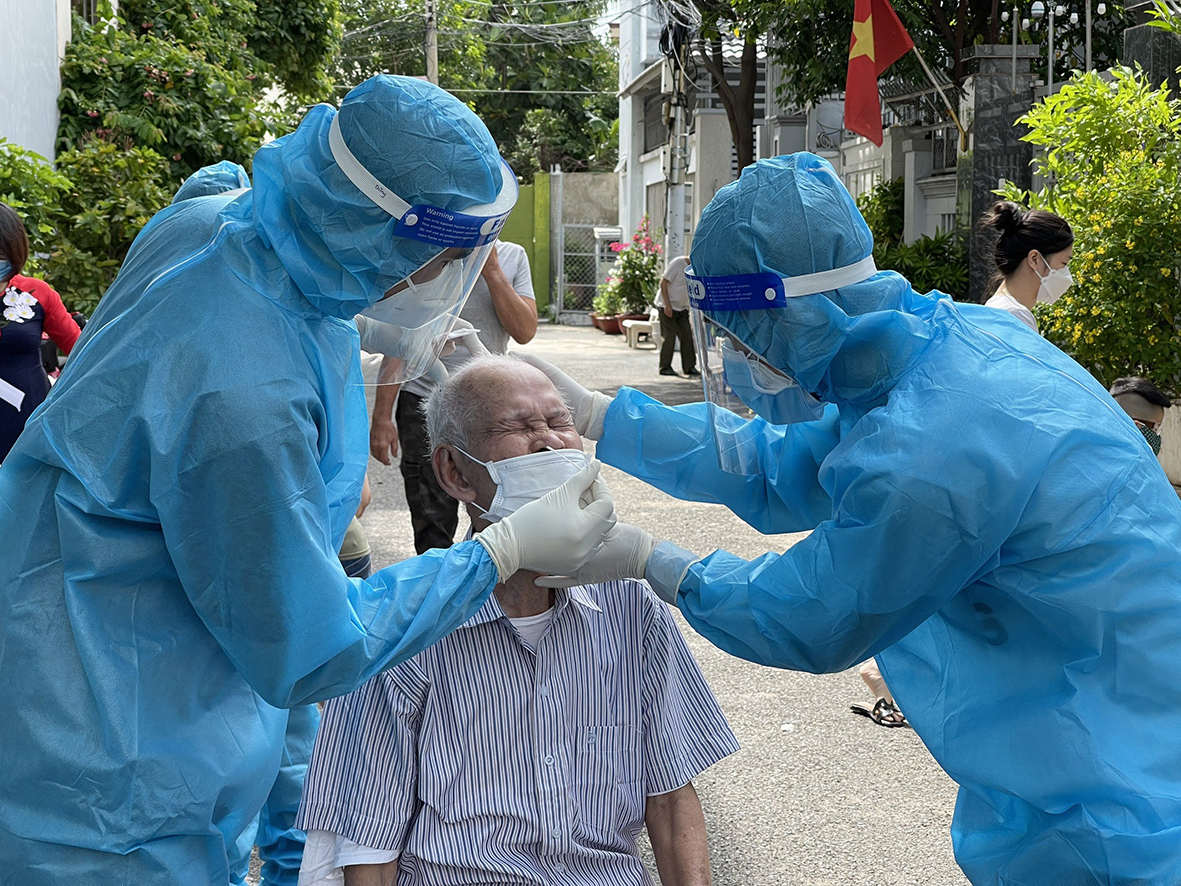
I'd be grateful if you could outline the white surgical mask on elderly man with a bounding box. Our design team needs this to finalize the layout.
[455,445,591,522]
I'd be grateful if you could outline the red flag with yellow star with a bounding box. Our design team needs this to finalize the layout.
[844,0,914,146]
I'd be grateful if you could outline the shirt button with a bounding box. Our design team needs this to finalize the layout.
[544,754,555,766]
[554,862,567,873]
[539,684,550,697]
[551,826,562,838]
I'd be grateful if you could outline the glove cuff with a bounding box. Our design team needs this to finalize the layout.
[475,523,519,582]
[644,541,698,605]
[584,392,613,441]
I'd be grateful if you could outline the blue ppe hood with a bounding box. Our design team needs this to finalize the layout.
[252,75,504,320]
[172,161,251,203]
[690,153,939,413]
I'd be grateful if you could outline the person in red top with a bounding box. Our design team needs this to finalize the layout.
[0,202,81,460]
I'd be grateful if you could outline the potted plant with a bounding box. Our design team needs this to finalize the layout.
[593,287,624,334]
[607,216,662,322]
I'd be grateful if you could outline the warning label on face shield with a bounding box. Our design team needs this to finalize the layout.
[395,205,508,248]
[686,272,788,310]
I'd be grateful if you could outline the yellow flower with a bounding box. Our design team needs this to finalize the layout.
[1126,240,1136,249]
[1150,335,1158,345]
[1105,220,1114,228]
[1091,306,1101,316]
[1097,245,1107,255]
[1162,268,1173,276]
[1130,265,1138,272]
[1092,225,1102,233]
[1135,217,1144,225]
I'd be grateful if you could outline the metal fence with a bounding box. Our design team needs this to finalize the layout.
[557,224,599,313]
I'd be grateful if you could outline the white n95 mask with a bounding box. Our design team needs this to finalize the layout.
[1035,260,1073,304]
[455,446,591,522]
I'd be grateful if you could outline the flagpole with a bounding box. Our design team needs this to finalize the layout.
[909,45,968,151]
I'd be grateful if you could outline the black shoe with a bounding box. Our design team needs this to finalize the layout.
[659,368,678,377]
[684,369,701,377]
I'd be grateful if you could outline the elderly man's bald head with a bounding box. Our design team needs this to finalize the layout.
[425,354,575,456]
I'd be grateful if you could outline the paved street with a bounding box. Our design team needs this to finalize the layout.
[351,322,968,886]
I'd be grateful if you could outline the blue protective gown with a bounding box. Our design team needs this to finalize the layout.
[0,101,501,881]
[600,296,1181,885]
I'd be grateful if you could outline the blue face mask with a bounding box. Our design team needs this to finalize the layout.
[721,341,826,425]
[0,260,12,282]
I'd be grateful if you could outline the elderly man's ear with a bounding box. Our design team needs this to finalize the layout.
[432,446,479,504]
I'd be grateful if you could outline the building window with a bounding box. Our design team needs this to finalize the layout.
[73,0,101,25]
[643,94,666,155]
[938,212,957,234]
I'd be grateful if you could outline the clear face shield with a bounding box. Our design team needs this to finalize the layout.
[685,256,877,474]
[328,112,519,385]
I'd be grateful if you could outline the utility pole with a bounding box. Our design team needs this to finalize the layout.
[425,0,439,85]
[664,45,688,261]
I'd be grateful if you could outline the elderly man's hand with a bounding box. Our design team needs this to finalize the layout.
[475,461,616,579]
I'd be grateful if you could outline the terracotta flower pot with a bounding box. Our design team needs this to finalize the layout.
[599,315,623,335]
[589,311,602,329]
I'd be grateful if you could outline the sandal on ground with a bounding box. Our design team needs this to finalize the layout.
[849,697,909,728]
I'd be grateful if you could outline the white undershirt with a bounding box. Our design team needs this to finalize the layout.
[298,830,398,885]
[508,607,554,650]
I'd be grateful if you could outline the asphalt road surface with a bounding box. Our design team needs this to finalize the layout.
[253,322,969,886]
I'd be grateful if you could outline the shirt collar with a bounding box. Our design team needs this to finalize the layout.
[458,584,601,631]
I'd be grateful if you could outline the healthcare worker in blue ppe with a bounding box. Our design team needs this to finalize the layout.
[0,75,617,885]
[524,153,1181,885]
[172,160,320,886]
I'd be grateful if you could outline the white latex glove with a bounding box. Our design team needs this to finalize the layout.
[517,352,613,440]
[534,522,656,589]
[448,317,490,358]
[476,461,617,579]
[355,313,410,358]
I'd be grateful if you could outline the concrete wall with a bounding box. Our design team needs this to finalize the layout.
[0,0,72,159]
[562,172,618,225]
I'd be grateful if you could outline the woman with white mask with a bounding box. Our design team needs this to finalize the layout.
[980,201,1074,333]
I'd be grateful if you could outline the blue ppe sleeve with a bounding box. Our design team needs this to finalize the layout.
[597,387,841,534]
[672,409,1009,674]
[154,379,498,709]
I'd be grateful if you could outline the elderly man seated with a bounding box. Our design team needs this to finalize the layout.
[295,354,738,886]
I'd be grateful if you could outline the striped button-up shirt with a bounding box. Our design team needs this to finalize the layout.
[296,579,739,885]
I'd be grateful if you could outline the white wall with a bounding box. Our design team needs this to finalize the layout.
[0,0,72,159]
[1160,406,1181,492]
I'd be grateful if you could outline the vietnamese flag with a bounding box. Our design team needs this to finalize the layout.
[844,0,914,146]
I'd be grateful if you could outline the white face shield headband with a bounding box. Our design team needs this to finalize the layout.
[328,111,519,385]
[686,255,878,474]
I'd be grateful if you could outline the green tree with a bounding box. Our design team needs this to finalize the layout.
[330,0,617,182]
[1001,67,1181,388]
[59,0,340,180]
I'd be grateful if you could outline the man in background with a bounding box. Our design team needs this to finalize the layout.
[370,242,537,553]
[656,254,698,378]
[1110,376,1172,458]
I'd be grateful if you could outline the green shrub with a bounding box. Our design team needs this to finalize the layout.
[856,177,968,298]
[855,177,904,249]
[0,140,71,267]
[43,141,172,315]
[58,15,266,179]
[880,231,969,299]
[1000,67,1181,389]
